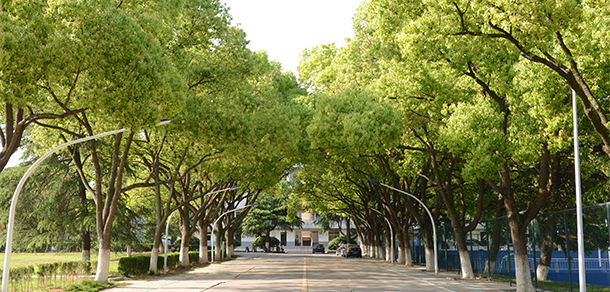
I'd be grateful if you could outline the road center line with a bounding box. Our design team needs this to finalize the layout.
[302,257,308,292]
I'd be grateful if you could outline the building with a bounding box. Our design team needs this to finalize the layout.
[240,211,354,252]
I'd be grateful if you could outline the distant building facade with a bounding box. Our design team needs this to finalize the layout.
[240,211,353,252]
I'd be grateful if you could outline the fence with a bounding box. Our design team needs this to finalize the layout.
[407,202,610,290]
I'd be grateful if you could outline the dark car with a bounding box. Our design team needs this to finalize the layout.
[343,243,362,258]
[312,243,325,254]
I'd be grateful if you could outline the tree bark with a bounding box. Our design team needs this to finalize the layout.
[179,222,192,267]
[199,223,209,264]
[537,215,558,281]
[404,231,413,267]
[397,229,406,265]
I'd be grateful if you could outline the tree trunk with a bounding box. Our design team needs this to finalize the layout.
[454,230,475,278]
[346,219,351,244]
[95,240,111,283]
[422,227,435,272]
[81,230,91,262]
[199,224,209,264]
[226,229,235,258]
[214,229,222,261]
[485,201,505,275]
[127,245,132,257]
[509,219,536,292]
[149,224,164,274]
[374,232,384,260]
[404,232,413,267]
[385,229,392,262]
[397,230,406,265]
[537,215,558,281]
[179,232,191,267]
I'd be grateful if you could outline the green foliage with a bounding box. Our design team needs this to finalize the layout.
[65,280,112,292]
[328,236,346,251]
[241,182,303,238]
[252,236,280,248]
[117,252,202,276]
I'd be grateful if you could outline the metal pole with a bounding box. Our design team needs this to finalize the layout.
[369,180,438,276]
[1,127,129,292]
[383,217,394,263]
[164,210,177,274]
[572,88,586,292]
[367,207,393,263]
[0,120,172,292]
[211,202,255,263]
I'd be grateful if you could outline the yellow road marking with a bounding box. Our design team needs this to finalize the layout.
[302,257,308,292]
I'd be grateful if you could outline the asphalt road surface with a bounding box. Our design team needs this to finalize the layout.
[106,252,507,292]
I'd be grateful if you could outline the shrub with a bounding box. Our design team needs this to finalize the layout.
[252,236,280,248]
[328,236,346,251]
[117,252,202,276]
[65,280,112,292]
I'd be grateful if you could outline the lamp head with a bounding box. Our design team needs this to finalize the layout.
[369,179,380,185]
[156,119,171,126]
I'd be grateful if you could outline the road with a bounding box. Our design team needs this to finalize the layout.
[106,252,509,292]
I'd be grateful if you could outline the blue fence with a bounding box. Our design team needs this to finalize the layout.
[408,202,610,290]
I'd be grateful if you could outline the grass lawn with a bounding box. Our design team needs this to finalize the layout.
[0,251,149,276]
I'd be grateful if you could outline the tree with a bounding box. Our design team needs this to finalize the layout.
[242,182,302,250]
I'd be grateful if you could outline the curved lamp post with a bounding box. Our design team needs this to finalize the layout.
[369,179,438,276]
[163,210,177,274]
[346,200,394,263]
[163,186,240,273]
[341,210,373,257]
[211,203,256,262]
[1,119,170,292]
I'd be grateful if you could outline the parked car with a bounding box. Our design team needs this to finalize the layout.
[336,244,347,257]
[342,243,362,258]
[313,243,325,254]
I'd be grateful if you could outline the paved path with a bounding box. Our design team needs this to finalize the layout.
[105,253,516,292]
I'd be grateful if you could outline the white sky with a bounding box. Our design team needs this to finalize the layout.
[221,0,363,76]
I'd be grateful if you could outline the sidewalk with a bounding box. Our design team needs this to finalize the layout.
[378,262,517,292]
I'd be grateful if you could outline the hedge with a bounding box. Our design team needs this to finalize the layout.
[328,236,346,251]
[117,251,208,276]
[252,236,280,248]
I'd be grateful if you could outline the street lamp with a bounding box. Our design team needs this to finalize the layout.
[347,201,394,263]
[369,179,438,276]
[520,53,586,291]
[163,185,240,273]
[211,203,257,262]
[164,210,177,274]
[341,210,373,256]
[571,88,586,291]
[1,120,170,292]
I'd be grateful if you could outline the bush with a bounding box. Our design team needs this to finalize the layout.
[65,280,112,292]
[328,236,346,250]
[252,236,280,248]
[117,252,203,276]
